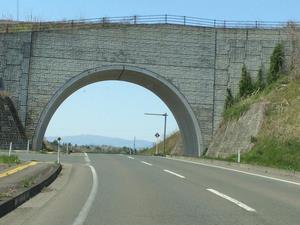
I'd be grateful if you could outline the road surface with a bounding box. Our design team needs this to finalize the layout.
[1,152,299,225]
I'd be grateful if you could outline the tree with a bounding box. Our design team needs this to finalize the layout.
[224,88,234,109]
[267,43,284,84]
[239,65,253,98]
[255,68,265,91]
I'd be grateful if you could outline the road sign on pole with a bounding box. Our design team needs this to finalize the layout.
[57,137,61,164]
[144,113,168,155]
[155,133,160,155]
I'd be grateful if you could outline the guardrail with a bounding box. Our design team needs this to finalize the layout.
[0,15,299,33]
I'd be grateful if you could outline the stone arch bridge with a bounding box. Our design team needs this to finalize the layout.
[0,16,294,155]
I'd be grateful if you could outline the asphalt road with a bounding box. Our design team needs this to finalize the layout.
[1,152,300,225]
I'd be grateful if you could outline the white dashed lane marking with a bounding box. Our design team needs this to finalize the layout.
[163,169,185,179]
[141,161,153,166]
[207,188,256,212]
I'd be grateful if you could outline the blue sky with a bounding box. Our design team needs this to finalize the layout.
[45,81,178,141]
[1,0,299,142]
[1,0,300,21]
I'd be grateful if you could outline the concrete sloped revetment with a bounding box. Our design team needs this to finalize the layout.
[0,94,27,149]
[0,22,294,155]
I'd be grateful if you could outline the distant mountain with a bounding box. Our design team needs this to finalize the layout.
[46,135,153,149]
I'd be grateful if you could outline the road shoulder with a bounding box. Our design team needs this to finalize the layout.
[166,155,300,183]
[0,163,93,225]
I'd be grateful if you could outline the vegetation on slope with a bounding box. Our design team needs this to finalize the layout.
[238,78,300,170]
[139,131,181,156]
[220,41,300,171]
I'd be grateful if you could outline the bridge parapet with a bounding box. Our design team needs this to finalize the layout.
[0,15,299,34]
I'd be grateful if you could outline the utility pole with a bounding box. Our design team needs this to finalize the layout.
[17,0,19,21]
[144,113,168,155]
[133,136,136,155]
[155,132,160,155]
[163,114,167,155]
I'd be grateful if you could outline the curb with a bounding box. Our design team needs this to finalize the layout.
[0,163,62,218]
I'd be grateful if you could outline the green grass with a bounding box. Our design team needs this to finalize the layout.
[222,76,289,121]
[0,155,20,164]
[0,21,132,34]
[21,177,35,188]
[222,100,251,121]
[204,137,300,171]
[240,137,300,171]
[213,75,300,171]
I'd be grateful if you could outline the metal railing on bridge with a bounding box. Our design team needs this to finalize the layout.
[0,14,299,33]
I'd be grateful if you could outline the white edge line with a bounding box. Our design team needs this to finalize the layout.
[207,188,256,212]
[166,158,300,186]
[164,169,185,178]
[72,164,98,225]
[127,156,135,159]
[141,161,152,166]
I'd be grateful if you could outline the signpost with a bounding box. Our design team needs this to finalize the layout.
[155,132,160,155]
[57,137,61,164]
[144,113,168,155]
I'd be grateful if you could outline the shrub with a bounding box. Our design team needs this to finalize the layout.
[267,43,284,84]
[224,88,234,110]
[239,65,254,98]
[254,68,265,91]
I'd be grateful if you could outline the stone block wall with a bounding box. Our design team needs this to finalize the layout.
[0,24,293,153]
[0,32,32,127]
[0,95,27,149]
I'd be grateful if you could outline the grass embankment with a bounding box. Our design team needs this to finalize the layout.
[139,131,181,155]
[223,76,300,171]
[0,20,129,34]
[0,155,20,164]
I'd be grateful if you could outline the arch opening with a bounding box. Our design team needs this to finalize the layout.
[32,65,203,156]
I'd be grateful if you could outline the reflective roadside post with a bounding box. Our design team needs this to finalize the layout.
[9,142,12,156]
[57,137,61,164]
[27,140,30,153]
[237,149,241,163]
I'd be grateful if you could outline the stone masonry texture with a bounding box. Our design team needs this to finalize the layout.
[0,95,27,149]
[0,24,293,152]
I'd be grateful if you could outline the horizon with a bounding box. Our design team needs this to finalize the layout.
[46,133,155,142]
